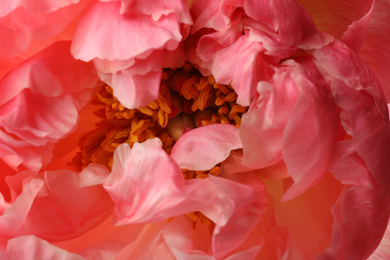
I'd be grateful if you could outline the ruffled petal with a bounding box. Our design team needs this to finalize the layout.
[71,1,182,61]
[1,165,112,241]
[282,59,342,200]
[240,67,299,169]
[5,235,85,260]
[104,139,213,224]
[320,141,390,259]
[311,40,390,193]
[107,0,192,24]
[0,41,98,171]
[170,124,242,171]
[244,0,317,46]
[368,217,390,259]
[210,35,272,106]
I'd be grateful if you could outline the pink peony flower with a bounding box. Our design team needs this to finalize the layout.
[0,0,390,259]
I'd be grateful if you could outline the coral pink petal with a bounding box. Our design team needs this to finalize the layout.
[341,0,375,53]
[282,59,342,201]
[210,175,267,259]
[4,235,84,260]
[170,124,242,171]
[240,67,299,169]
[264,174,343,259]
[71,1,182,61]
[311,41,390,193]
[211,35,271,106]
[2,166,113,241]
[244,0,317,46]
[110,0,192,24]
[321,141,390,259]
[104,139,215,224]
[358,0,390,102]
[0,1,88,57]
[0,41,97,171]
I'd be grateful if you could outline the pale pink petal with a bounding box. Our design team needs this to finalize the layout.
[71,1,182,61]
[114,222,175,260]
[170,124,242,171]
[240,67,299,169]
[211,35,272,106]
[6,235,85,260]
[209,175,267,259]
[244,0,316,46]
[0,41,98,171]
[108,0,192,24]
[190,0,242,32]
[104,139,214,224]
[320,141,390,259]
[311,40,390,193]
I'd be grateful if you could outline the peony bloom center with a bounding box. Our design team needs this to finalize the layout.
[72,63,247,181]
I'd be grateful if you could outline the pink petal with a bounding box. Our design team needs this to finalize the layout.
[0,0,89,57]
[108,0,192,24]
[1,165,112,241]
[104,139,213,224]
[210,35,272,106]
[170,124,242,171]
[311,40,390,193]
[282,59,342,200]
[320,141,390,259]
[264,174,343,259]
[0,41,98,171]
[244,0,317,46]
[190,0,242,32]
[5,235,84,260]
[240,67,299,169]
[71,1,182,61]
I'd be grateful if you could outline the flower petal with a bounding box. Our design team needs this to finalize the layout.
[5,235,85,260]
[240,67,299,169]
[320,141,390,259]
[71,1,182,61]
[0,41,98,171]
[170,124,242,171]
[311,40,390,193]
[1,165,112,241]
[244,0,317,46]
[210,35,271,106]
[104,139,212,224]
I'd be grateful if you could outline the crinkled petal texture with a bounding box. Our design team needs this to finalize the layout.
[0,41,98,172]
[0,163,112,244]
[104,138,268,258]
[71,0,188,109]
[368,217,390,260]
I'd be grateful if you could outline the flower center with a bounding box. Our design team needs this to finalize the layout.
[72,63,247,180]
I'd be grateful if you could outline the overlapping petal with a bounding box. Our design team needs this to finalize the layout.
[0,41,98,171]
[170,124,242,171]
